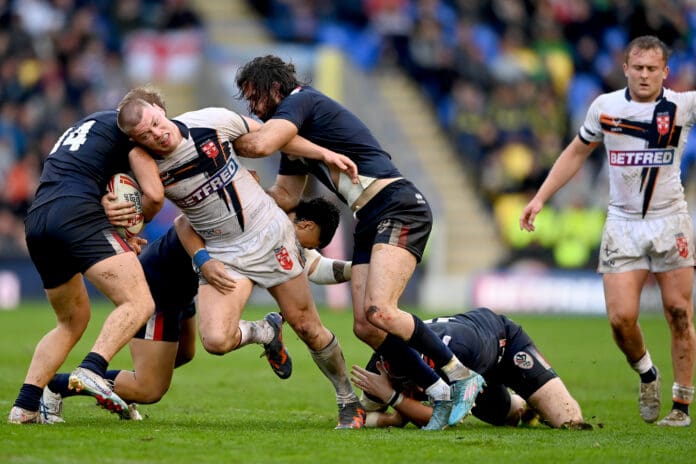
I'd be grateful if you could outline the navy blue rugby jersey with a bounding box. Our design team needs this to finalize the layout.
[425,308,518,375]
[30,110,134,211]
[140,226,198,311]
[274,86,401,201]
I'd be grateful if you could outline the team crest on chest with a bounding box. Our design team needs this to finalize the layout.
[200,139,219,158]
[656,113,671,136]
[275,246,294,270]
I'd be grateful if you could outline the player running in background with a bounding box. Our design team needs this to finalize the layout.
[41,197,350,423]
[351,307,589,430]
[520,35,696,427]
[115,85,365,428]
[233,55,484,430]
[7,109,165,424]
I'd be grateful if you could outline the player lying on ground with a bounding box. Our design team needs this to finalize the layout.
[41,198,352,422]
[351,307,591,430]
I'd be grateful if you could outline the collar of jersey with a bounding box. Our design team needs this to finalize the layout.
[625,87,664,102]
[171,119,190,139]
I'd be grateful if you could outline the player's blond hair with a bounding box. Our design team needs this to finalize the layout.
[117,85,167,134]
[624,35,670,64]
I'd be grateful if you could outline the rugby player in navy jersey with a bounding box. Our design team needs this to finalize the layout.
[8,109,166,424]
[40,198,350,423]
[233,55,484,430]
[351,307,589,430]
[521,35,696,427]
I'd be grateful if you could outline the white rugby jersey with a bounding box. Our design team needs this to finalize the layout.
[155,107,280,243]
[579,88,696,219]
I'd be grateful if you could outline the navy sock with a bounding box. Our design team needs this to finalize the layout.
[78,352,108,377]
[105,370,121,383]
[407,314,453,368]
[13,383,43,411]
[673,401,689,415]
[47,373,82,398]
[376,334,440,390]
[639,366,658,383]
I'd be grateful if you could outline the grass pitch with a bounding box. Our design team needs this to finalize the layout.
[1,301,695,463]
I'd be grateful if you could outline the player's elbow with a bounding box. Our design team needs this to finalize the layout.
[234,134,276,158]
[141,185,165,221]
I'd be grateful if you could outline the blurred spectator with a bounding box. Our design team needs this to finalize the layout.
[246,0,696,270]
[0,0,203,258]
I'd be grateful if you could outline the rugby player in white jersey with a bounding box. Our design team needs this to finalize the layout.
[114,85,365,428]
[40,198,352,424]
[520,35,696,427]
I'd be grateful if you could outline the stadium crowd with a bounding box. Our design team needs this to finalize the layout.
[0,0,201,257]
[3,0,696,271]
[249,0,696,270]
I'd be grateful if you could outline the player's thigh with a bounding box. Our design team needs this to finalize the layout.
[655,266,694,311]
[44,273,91,332]
[85,251,153,307]
[603,270,649,323]
[176,314,196,367]
[129,338,178,394]
[364,244,416,309]
[269,273,325,337]
[196,277,253,338]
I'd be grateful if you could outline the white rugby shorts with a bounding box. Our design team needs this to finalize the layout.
[202,208,304,288]
[598,213,696,273]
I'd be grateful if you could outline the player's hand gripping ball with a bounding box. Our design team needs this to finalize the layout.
[107,173,144,238]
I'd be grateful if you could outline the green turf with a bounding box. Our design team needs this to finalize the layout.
[1,301,694,463]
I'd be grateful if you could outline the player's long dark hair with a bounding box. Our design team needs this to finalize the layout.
[235,55,307,99]
[294,197,340,249]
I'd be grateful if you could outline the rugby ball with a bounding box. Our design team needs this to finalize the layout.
[107,173,144,238]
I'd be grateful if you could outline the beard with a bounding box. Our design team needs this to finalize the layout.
[257,98,280,122]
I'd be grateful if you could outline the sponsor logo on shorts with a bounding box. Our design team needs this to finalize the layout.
[676,233,689,258]
[275,246,294,270]
[608,149,674,167]
[513,351,534,369]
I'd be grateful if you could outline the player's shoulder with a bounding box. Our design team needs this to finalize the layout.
[593,88,626,106]
[662,87,696,104]
[174,107,242,128]
[65,110,129,149]
[76,110,120,130]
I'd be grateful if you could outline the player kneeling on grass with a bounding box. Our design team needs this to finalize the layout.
[40,198,352,423]
[351,307,591,430]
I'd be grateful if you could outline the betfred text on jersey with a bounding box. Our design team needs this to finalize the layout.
[609,149,674,166]
[174,160,239,208]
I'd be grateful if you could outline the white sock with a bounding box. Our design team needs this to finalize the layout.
[440,356,471,382]
[630,351,653,375]
[238,319,273,348]
[425,378,451,402]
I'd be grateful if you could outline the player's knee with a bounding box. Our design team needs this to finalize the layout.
[286,317,320,344]
[136,383,170,404]
[174,348,195,368]
[365,304,385,325]
[666,304,693,333]
[201,333,236,355]
[607,312,637,331]
[58,315,90,340]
